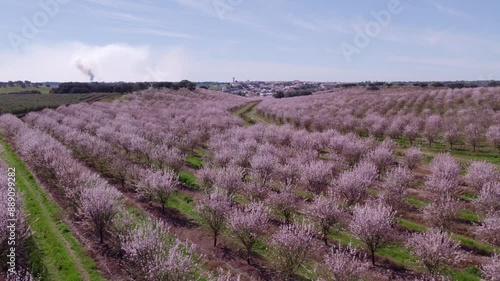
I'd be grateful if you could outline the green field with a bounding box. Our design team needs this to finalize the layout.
[0,86,52,95]
[0,93,122,116]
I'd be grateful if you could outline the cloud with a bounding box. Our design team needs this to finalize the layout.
[112,27,196,39]
[82,0,154,11]
[0,41,353,82]
[287,14,321,31]
[431,2,469,18]
[0,42,189,82]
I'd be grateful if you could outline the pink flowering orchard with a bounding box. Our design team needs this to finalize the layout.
[0,85,498,280]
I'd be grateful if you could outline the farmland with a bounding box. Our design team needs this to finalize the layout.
[0,85,52,95]
[0,93,124,116]
[0,87,499,281]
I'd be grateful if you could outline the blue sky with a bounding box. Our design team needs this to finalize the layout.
[1,0,499,82]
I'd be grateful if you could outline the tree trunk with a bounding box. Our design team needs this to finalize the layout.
[214,235,217,247]
[371,250,376,265]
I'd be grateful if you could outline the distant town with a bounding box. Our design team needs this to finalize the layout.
[220,79,338,97]
[218,79,499,97]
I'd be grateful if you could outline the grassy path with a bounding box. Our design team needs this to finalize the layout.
[233,101,261,126]
[1,139,106,281]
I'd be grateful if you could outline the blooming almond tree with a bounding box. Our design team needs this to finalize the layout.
[229,202,269,264]
[321,244,369,281]
[423,195,461,230]
[444,123,461,150]
[403,147,423,170]
[464,161,499,192]
[477,212,500,246]
[120,221,198,281]
[486,125,500,153]
[464,124,484,152]
[276,162,301,188]
[406,229,462,276]
[403,124,419,147]
[379,166,413,210]
[250,154,278,187]
[301,160,334,195]
[366,145,394,176]
[266,186,300,224]
[269,222,315,278]
[197,167,218,192]
[306,195,345,246]
[196,188,231,247]
[423,115,442,147]
[214,165,245,198]
[139,169,179,214]
[425,154,461,196]
[335,162,378,207]
[481,252,500,281]
[80,184,121,243]
[349,202,396,265]
[475,182,500,215]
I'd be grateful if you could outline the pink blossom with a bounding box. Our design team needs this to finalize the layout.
[306,195,345,245]
[335,162,378,206]
[423,195,461,230]
[138,169,178,213]
[475,182,500,215]
[465,161,499,192]
[481,252,500,281]
[486,125,500,152]
[403,147,423,170]
[266,186,300,224]
[349,202,396,265]
[322,244,369,281]
[406,229,462,276]
[228,202,269,264]
[269,222,315,277]
[425,154,460,196]
[301,160,333,194]
[196,188,231,247]
[477,212,500,246]
[379,166,413,210]
[80,185,121,243]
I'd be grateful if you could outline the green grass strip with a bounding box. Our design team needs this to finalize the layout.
[407,196,429,208]
[233,102,259,126]
[185,155,203,169]
[1,139,106,281]
[398,218,428,232]
[179,169,199,189]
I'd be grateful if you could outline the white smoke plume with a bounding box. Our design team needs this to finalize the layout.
[75,59,95,82]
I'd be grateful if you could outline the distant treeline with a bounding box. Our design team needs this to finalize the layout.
[273,90,313,99]
[0,81,50,88]
[151,80,197,91]
[51,80,197,94]
[7,90,42,95]
[339,80,500,90]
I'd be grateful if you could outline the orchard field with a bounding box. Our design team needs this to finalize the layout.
[1,86,499,281]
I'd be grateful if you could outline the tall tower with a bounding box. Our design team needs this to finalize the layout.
[233,77,235,83]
